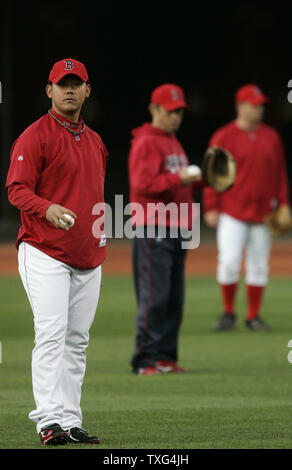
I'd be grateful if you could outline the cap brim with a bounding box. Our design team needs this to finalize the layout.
[238,96,270,105]
[249,96,270,104]
[163,102,190,111]
[50,72,87,84]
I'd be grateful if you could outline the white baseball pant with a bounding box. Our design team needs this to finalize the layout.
[18,242,101,434]
[217,213,272,286]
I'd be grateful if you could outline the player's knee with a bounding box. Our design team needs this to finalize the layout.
[246,263,269,285]
[34,318,68,346]
[217,258,241,284]
[152,294,171,312]
[65,330,89,351]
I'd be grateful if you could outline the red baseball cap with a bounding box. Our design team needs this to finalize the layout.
[235,84,269,105]
[151,83,189,111]
[48,58,89,84]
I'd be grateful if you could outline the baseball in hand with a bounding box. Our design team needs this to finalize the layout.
[186,165,202,177]
[59,214,75,228]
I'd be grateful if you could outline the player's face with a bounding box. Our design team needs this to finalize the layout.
[237,102,265,124]
[46,75,91,119]
[151,105,184,133]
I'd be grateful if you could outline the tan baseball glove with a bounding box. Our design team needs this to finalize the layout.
[264,205,292,236]
[202,146,236,192]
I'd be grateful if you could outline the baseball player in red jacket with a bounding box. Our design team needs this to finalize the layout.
[128,84,204,375]
[203,84,290,331]
[6,59,107,445]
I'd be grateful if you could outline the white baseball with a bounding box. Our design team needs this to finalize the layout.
[187,165,202,177]
[59,214,75,227]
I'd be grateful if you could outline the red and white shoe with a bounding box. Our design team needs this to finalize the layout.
[156,360,186,373]
[39,423,68,446]
[134,366,161,375]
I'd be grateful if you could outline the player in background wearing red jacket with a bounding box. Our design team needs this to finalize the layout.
[6,59,107,445]
[128,84,204,375]
[203,84,290,331]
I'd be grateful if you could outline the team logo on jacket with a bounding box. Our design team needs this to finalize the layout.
[17,155,24,161]
[64,60,74,70]
[99,234,106,247]
[166,154,188,173]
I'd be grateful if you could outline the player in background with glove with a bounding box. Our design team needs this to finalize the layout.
[203,84,290,331]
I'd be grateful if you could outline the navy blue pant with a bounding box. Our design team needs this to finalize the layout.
[131,228,187,370]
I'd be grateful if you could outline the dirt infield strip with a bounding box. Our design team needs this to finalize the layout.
[0,240,291,276]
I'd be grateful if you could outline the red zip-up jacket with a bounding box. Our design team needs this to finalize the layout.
[128,123,204,228]
[203,121,290,222]
[6,109,108,269]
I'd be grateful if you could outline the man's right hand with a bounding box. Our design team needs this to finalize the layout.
[46,204,77,231]
[179,167,202,187]
[204,210,219,228]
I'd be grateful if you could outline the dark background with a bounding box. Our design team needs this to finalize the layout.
[1,1,291,240]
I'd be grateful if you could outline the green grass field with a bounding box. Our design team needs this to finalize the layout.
[0,274,292,449]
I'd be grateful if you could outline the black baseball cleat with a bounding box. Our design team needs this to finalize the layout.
[39,423,68,446]
[66,427,100,444]
[214,312,236,331]
[245,317,271,331]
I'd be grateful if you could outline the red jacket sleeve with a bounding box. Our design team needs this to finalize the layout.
[275,133,290,206]
[6,132,53,218]
[7,183,52,218]
[129,137,182,196]
[203,186,222,212]
[202,131,223,213]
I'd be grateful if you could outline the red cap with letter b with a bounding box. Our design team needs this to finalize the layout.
[151,83,189,111]
[48,58,89,84]
[235,84,269,105]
